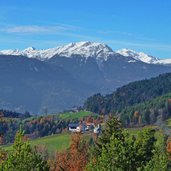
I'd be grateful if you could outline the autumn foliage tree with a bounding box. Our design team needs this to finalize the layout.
[167,136,171,160]
[0,134,4,145]
[0,148,7,165]
[54,133,89,171]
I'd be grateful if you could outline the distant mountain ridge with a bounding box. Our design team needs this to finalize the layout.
[0,41,171,65]
[116,48,159,64]
[0,42,171,114]
[0,42,114,61]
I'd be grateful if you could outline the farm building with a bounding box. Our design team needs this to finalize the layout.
[93,124,101,134]
[68,123,87,133]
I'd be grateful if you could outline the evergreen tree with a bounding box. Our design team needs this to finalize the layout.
[92,116,124,157]
[0,129,49,171]
[144,132,170,171]
[87,117,158,171]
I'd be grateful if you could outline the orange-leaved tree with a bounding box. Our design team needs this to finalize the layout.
[54,133,89,171]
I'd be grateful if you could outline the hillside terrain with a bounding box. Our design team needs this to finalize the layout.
[84,73,171,126]
[84,72,171,113]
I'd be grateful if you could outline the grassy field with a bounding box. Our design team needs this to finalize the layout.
[22,110,96,122]
[58,110,96,120]
[3,133,71,154]
[3,132,92,153]
[31,133,71,153]
[166,118,171,128]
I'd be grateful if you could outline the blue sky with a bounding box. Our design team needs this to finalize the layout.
[0,0,171,58]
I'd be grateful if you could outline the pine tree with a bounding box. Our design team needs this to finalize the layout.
[0,129,49,171]
[92,116,124,157]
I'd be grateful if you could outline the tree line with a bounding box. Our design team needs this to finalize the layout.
[0,116,170,171]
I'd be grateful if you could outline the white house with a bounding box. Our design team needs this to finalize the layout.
[68,123,86,133]
[93,124,101,134]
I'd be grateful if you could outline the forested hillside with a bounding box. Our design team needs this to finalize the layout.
[84,73,171,114]
[119,93,171,126]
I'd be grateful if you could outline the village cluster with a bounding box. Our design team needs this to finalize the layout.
[68,122,101,134]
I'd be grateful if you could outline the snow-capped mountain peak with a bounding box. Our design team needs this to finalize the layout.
[0,41,114,61]
[23,47,36,51]
[54,41,114,60]
[1,42,171,65]
[116,48,159,64]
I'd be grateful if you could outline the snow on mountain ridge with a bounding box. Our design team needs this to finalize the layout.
[52,41,114,60]
[0,49,21,56]
[0,42,171,65]
[116,48,159,64]
[0,41,114,61]
[154,59,171,65]
[24,47,36,51]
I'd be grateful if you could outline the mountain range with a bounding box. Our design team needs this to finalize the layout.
[1,41,171,114]
[1,41,171,64]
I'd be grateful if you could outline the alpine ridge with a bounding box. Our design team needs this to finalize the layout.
[0,41,171,65]
[0,41,114,61]
[116,48,159,64]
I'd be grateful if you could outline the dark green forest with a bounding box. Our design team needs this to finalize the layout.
[84,73,171,113]
[84,73,171,126]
